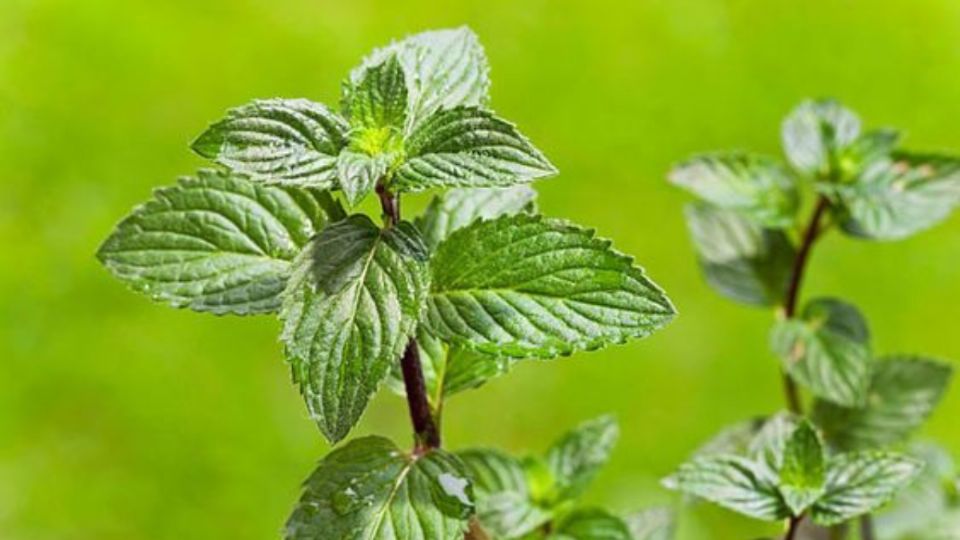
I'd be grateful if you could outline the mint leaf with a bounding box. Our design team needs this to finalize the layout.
[669,153,798,227]
[747,413,798,478]
[770,298,872,407]
[814,356,953,450]
[624,507,674,540]
[191,99,348,187]
[280,216,429,442]
[839,129,899,177]
[663,454,789,521]
[393,107,556,192]
[425,213,676,359]
[810,451,922,526]
[551,508,632,540]
[546,415,619,502]
[350,26,490,132]
[416,185,537,250]
[342,55,407,131]
[782,99,861,176]
[778,421,826,515]
[828,153,960,240]
[684,203,795,306]
[285,436,473,540]
[459,448,552,538]
[336,150,390,206]
[875,443,956,538]
[97,169,345,315]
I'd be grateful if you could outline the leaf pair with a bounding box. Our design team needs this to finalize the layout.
[285,436,475,540]
[665,415,922,526]
[192,27,555,207]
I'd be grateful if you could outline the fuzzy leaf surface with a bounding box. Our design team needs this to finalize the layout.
[684,203,795,306]
[285,436,473,539]
[280,216,429,442]
[97,169,345,315]
[810,452,922,526]
[191,99,348,187]
[425,214,676,359]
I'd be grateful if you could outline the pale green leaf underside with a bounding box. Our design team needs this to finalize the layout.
[349,26,490,133]
[280,216,429,443]
[684,203,795,307]
[191,99,349,187]
[393,106,556,192]
[771,297,872,407]
[285,436,473,540]
[810,452,922,526]
[831,153,960,241]
[337,150,391,206]
[814,356,953,451]
[782,99,861,175]
[425,213,676,359]
[663,454,789,521]
[625,507,675,540]
[415,185,537,251]
[669,152,798,227]
[546,415,619,502]
[459,448,552,538]
[97,169,344,315]
[551,508,632,540]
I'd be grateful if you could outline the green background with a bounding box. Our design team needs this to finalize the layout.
[3,0,959,538]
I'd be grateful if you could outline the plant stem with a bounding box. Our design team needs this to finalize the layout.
[779,195,831,414]
[785,516,802,540]
[376,182,442,451]
[859,515,875,540]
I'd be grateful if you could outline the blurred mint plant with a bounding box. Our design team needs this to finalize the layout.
[666,99,957,539]
[96,27,676,539]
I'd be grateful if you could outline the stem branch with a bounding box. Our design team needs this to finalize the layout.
[376,182,441,451]
[860,515,875,540]
[785,516,802,540]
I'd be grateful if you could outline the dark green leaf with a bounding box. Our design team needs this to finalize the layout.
[551,508,632,540]
[342,55,407,131]
[425,213,676,359]
[191,99,348,187]
[782,99,861,176]
[814,356,953,450]
[828,153,960,240]
[280,216,429,442]
[770,298,872,407]
[97,169,345,315]
[393,107,556,192]
[624,507,675,540]
[778,421,826,515]
[684,203,795,306]
[669,153,799,227]
[546,415,619,501]
[416,185,537,251]
[285,436,473,539]
[663,454,789,521]
[459,448,552,538]
[810,451,922,526]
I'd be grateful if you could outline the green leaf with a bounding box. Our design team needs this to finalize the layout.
[459,448,552,538]
[782,99,861,176]
[684,203,795,306]
[814,356,953,451]
[663,454,789,521]
[342,55,408,131]
[810,451,922,526]
[669,153,799,227]
[336,150,390,206]
[416,185,538,251]
[624,507,675,540]
[875,443,956,538]
[546,415,619,502]
[778,421,826,515]
[551,508,632,540]
[350,26,490,132]
[838,129,900,178]
[424,213,676,359]
[285,436,473,539]
[191,99,349,188]
[280,216,429,442]
[770,298,872,407]
[747,413,799,478]
[392,106,556,192]
[828,153,960,240]
[97,169,345,315]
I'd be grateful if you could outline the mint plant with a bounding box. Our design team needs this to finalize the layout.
[96,27,676,539]
[666,99,957,539]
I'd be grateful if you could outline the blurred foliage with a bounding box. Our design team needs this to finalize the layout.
[2,0,960,538]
